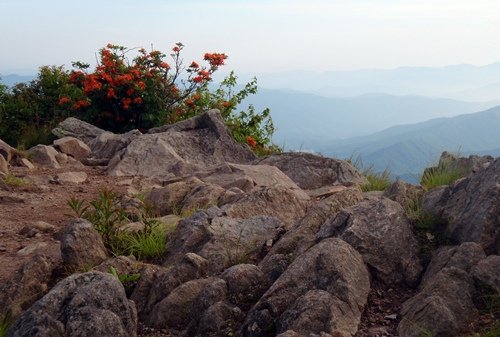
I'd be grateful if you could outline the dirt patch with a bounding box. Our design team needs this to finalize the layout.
[0,164,135,285]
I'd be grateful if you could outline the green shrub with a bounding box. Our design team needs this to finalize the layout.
[346,155,392,192]
[67,189,169,260]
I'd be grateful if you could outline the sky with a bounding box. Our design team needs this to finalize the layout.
[1,0,500,75]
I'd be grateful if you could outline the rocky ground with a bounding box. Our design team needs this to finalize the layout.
[0,110,498,337]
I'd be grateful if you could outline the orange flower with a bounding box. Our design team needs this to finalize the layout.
[222,101,231,108]
[126,88,135,96]
[159,62,170,69]
[58,96,71,105]
[122,98,132,110]
[189,61,199,68]
[137,81,146,90]
[246,136,257,148]
[107,88,116,99]
[204,52,227,67]
[185,98,195,106]
[172,46,180,52]
[133,97,143,104]
[72,99,90,110]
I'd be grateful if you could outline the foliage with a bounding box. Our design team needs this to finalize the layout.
[1,174,28,187]
[67,189,168,260]
[0,66,77,148]
[0,314,10,337]
[420,162,468,190]
[108,266,141,293]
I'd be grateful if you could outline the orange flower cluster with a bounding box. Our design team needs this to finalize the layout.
[246,136,257,148]
[192,70,211,83]
[72,99,90,110]
[204,53,227,67]
[58,96,71,105]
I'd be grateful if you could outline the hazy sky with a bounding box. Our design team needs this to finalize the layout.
[1,0,500,75]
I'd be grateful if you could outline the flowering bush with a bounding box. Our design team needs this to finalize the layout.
[60,43,228,132]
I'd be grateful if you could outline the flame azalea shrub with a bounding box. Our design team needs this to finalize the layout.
[61,43,228,133]
[176,71,280,155]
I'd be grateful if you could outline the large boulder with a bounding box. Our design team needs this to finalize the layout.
[0,138,15,162]
[472,255,500,293]
[255,152,367,190]
[259,185,363,281]
[53,136,91,160]
[60,219,108,271]
[317,197,423,286]
[52,117,106,145]
[107,110,256,178]
[398,267,477,337]
[240,238,370,337]
[163,209,283,273]
[88,129,142,163]
[6,272,137,337]
[0,255,58,319]
[27,145,61,168]
[0,154,8,175]
[424,157,500,254]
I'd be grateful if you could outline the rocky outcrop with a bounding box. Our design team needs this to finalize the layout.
[5,272,137,337]
[60,219,108,271]
[422,151,494,179]
[52,117,106,145]
[424,157,500,254]
[255,152,367,190]
[317,197,423,286]
[240,238,370,337]
[383,179,424,208]
[107,110,255,178]
[472,255,500,293]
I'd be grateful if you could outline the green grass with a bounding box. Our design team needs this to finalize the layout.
[2,174,28,187]
[420,164,468,190]
[0,315,11,337]
[127,226,167,260]
[346,154,392,192]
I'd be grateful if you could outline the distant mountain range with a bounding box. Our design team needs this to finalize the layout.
[0,74,35,86]
[315,106,500,182]
[237,63,500,102]
[244,89,499,149]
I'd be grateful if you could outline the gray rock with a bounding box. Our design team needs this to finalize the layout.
[422,151,494,182]
[54,171,88,184]
[221,264,267,308]
[148,277,219,329]
[6,271,137,337]
[18,158,35,170]
[53,136,91,160]
[54,152,68,165]
[255,152,368,190]
[27,145,61,168]
[383,180,424,208]
[240,238,370,337]
[148,177,206,215]
[426,157,500,254]
[195,301,243,337]
[420,242,486,288]
[88,129,142,162]
[398,267,477,337]
[60,219,108,271]
[52,117,106,145]
[0,255,57,318]
[472,255,500,293]
[222,185,310,228]
[163,210,283,273]
[17,242,48,256]
[0,138,15,162]
[134,253,208,319]
[317,197,423,286]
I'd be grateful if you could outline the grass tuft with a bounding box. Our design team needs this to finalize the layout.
[2,174,28,187]
[420,163,468,190]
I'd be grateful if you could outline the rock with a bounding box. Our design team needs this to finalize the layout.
[195,301,243,337]
[425,157,500,254]
[0,154,8,175]
[420,242,486,288]
[317,197,423,286]
[27,145,61,168]
[107,110,255,178]
[54,171,88,184]
[0,255,57,318]
[383,180,424,208]
[88,129,142,163]
[53,136,91,160]
[6,271,137,337]
[221,264,267,308]
[163,209,283,273]
[17,242,48,256]
[93,256,140,276]
[181,182,226,214]
[54,152,68,165]
[18,158,35,170]
[472,255,500,293]
[222,185,310,228]
[134,253,208,319]
[148,177,206,215]
[0,138,15,162]
[240,238,370,337]
[259,186,363,281]
[398,267,477,337]
[255,152,368,189]
[422,151,494,181]
[52,117,106,145]
[148,277,219,329]
[60,219,108,271]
